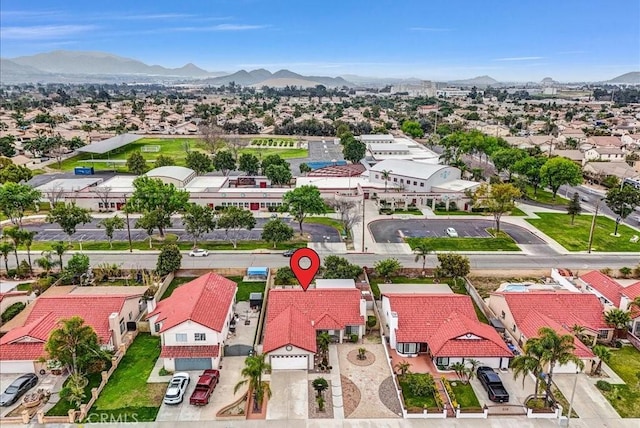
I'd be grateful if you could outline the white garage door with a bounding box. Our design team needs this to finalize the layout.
[270,355,308,370]
[1,360,36,374]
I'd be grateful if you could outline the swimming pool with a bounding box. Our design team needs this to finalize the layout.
[503,284,528,292]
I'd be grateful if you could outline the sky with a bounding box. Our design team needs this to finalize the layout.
[1,0,639,82]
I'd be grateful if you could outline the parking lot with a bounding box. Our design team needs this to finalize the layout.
[23,216,341,244]
[369,219,547,245]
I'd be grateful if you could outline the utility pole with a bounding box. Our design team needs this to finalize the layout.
[123,194,133,253]
[587,199,601,254]
[361,191,366,253]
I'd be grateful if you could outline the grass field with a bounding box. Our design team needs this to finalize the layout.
[450,381,481,408]
[522,185,569,206]
[25,239,306,252]
[598,346,640,418]
[92,334,164,422]
[53,138,308,172]
[225,275,266,301]
[406,235,521,252]
[527,213,640,252]
[305,216,345,234]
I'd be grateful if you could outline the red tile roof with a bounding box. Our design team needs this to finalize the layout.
[263,289,364,353]
[147,273,237,333]
[0,294,137,361]
[579,271,622,307]
[621,281,640,302]
[262,306,316,353]
[384,294,511,358]
[0,343,47,360]
[519,311,594,358]
[500,291,608,331]
[160,345,219,359]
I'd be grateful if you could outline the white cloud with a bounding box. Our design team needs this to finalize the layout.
[494,56,544,61]
[0,25,96,40]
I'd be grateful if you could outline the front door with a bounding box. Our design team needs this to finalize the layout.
[419,343,428,353]
[250,202,259,210]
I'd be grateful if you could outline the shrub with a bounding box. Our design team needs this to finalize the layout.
[1,302,26,323]
[159,367,171,376]
[350,334,358,343]
[156,244,181,276]
[6,269,17,278]
[274,267,295,285]
[16,260,31,278]
[596,380,612,391]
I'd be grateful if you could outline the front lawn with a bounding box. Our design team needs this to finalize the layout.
[450,381,481,408]
[527,213,640,252]
[598,346,640,418]
[406,236,520,252]
[46,372,103,416]
[399,374,439,410]
[225,276,266,301]
[92,334,164,422]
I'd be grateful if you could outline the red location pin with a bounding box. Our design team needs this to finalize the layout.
[289,248,321,291]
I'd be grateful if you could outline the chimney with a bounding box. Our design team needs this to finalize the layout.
[108,313,121,349]
[146,297,156,314]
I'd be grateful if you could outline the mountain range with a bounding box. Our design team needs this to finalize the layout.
[0,50,637,87]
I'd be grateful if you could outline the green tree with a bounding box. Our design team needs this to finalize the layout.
[472,183,522,233]
[567,192,582,225]
[212,150,236,175]
[605,185,640,232]
[183,203,216,248]
[261,154,287,172]
[156,244,182,276]
[97,215,125,249]
[394,360,411,376]
[491,148,527,180]
[401,120,425,138]
[591,344,611,376]
[342,139,366,163]
[217,206,256,249]
[0,135,16,157]
[126,151,147,175]
[61,373,89,408]
[127,176,189,238]
[274,266,295,285]
[0,182,42,226]
[604,308,631,340]
[19,229,36,275]
[283,185,326,234]
[435,253,471,286]
[413,240,433,271]
[312,377,329,398]
[265,164,292,186]
[316,332,332,363]
[238,153,260,175]
[0,158,33,184]
[540,157,582,199]
[299,163,312,175]
[3,226,23,268]
[536,327,584,402]
[153,154,174,168]
[322,255,362,279]
[261,219,294,248]
[234,353,272,412]
[35,251,56,275]
[66,253,90,283]
[374,258,402,281]
[405,373,435,396]
[381,169,392,192]
[185,151,213,175]
[46,203,92,241]
[0,240,14,274]
[51,241,71,272]
[511,338,545,399]
[45,316,107,375]
[512,156,547,195]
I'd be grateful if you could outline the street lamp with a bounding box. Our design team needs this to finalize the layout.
[564,371,579,427]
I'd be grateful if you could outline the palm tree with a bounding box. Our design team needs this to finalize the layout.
[536,327,585,403]
[20,230,36,275]
[591,344,611,376]
[51,241,70,273]
[394,360,411,377]
[234,353,272,412]
[381,170,392,193]
[312,377,329,397]
[3,226,23,268]
[629,296,640,312]
[413,241,433,271]
[0,240,14,274]
[604,308,631,340]
[36,251,56,276]
[317,332,331,364]
[512,338,545,399]
[464,358,481,382]
[450,362,466,382]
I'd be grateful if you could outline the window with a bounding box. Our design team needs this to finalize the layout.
[345,326,358,335]
[413,181,417,186]
[375,174,379,179]
[597,329,609,339]
[512,324,517,332]
[195,333,206,341]
[400,179,404,184]
[260,202,265,208]
[119,319,126,335]
[419,182,424,187]
[128,311,132,320]
[393,178,397,182]
[154,323,161,333]
[98,203,104,208]
[435,357,449,367]
[110,202,115,208]
[398,343,417,354]
[501,311,506,319]
[175,333,187,342]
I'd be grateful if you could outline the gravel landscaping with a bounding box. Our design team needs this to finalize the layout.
[308,380,334,419]
[341,375,360,418]
[379,376,403,416]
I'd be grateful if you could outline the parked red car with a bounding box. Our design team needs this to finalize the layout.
[189,369,219,405]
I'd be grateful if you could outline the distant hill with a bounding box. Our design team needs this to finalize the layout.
[448,75,499,86]
[0,59,55,83]
[203,68,351,88]
[607,72,640,84]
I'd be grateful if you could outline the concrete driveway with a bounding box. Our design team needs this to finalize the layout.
[469,369,528,408]
[552,373,620,422]
[265,370,308,420]
[0,372,65,418]
[155,357,246,422]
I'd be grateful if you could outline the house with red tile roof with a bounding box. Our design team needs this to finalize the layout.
[620,281,640,340]
[381,293,512,370]
[263,288,365,370]
[0,293,143,373]
[488,291,613,373]
[146,273,237,372]
[578,270,623,308]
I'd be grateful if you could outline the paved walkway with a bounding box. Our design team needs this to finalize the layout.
[327,345,344,419]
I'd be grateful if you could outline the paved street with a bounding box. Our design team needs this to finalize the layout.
[22,217,341,243]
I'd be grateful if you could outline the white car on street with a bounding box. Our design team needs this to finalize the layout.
[189,249,209,257]
[164,372,190,405]
[445,227,459,237]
